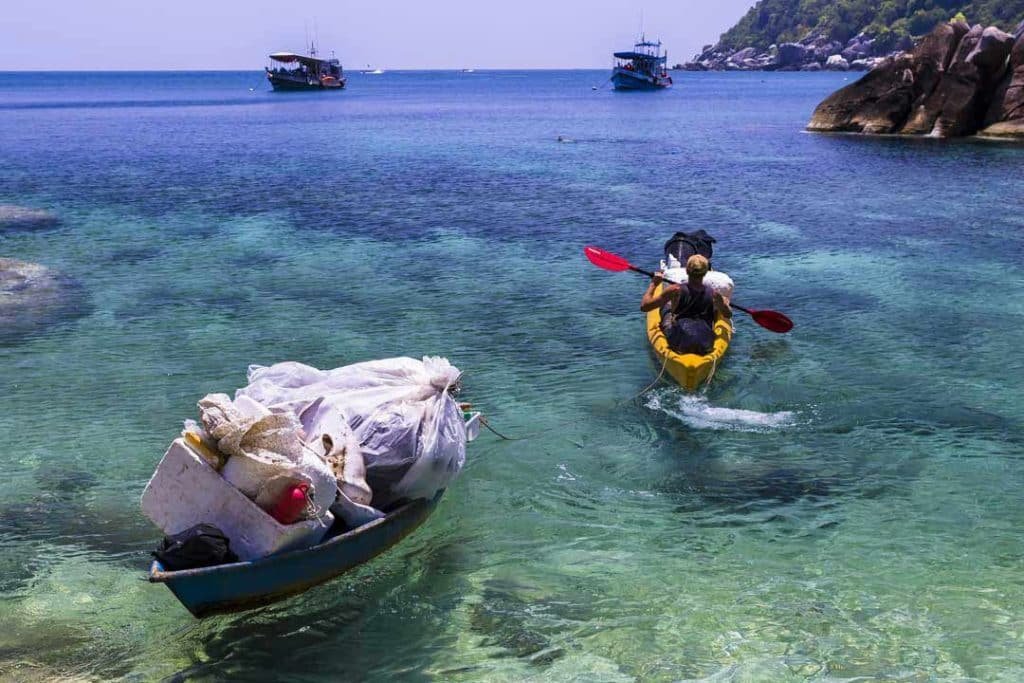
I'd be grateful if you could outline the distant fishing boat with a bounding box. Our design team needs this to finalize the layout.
[266,43,346,91]
[362,65,384,74]
[612,36,672,90]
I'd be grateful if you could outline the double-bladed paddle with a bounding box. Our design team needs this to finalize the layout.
[583,245,794,334]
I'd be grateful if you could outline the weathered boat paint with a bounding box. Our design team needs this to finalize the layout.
[149,493,442,618]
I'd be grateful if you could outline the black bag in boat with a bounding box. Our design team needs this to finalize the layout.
[663,230,716,264]
[152,523,239,571]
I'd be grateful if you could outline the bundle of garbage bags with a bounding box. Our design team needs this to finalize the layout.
[143,356,467,559]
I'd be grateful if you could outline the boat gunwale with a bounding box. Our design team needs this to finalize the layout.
[148,497,428,583]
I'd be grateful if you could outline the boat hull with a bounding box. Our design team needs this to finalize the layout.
[267,72,346,91]
[646,286,732,391]
[149,493,442,618]
[611,68,672,90]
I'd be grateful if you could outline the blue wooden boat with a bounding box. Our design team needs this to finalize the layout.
[149,492,443,618]
[612,36,673,90]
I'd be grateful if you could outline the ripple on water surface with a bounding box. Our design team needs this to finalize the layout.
[0,70,1023,680]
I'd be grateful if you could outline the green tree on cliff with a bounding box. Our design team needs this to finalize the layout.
[716,0,1024,52]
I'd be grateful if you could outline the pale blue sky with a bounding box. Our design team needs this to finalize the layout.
[0,0,754,70]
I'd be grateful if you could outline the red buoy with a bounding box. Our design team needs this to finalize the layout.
[270,483,309,524]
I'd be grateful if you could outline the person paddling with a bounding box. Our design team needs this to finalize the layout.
[640,254,732,355]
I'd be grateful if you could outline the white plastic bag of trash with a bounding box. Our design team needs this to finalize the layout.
[238,356,467,508]
[662,254,735,299]
[198,393,338,519]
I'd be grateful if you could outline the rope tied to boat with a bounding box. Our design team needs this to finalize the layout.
[479,415,521,441]
[623,351,671,404]
[704,354,718,389]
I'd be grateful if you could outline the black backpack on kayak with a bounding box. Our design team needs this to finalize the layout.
[663,230,716,264]
[152,523,239,571]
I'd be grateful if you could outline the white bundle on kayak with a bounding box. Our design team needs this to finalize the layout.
[238,356,467,507]
[662,254,735,299]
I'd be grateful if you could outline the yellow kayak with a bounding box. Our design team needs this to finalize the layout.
[645,285,733,391]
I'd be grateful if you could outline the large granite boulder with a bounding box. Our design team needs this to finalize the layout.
[842,39,874,62]
[0,205,59,232]
[728,47,758,64]
[812,41,843,63]
[900,21,973,133]
[807,54,918,133]
[918,25,1015,136]
[807,25,967,133]
[826,55,850,71]
[777,43,810,67]
[981,30,1024,138]
[0,258,88,344]
[809,21,1020,138]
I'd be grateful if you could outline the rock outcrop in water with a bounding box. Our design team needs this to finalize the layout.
[0,258,87,343]
[808,21,1024,138]
[0,205,60,231]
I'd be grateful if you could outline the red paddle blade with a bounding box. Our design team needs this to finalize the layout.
[749,309,794,334]
[584,245,633,272]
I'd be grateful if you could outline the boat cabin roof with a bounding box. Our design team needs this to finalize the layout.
[269,52,338,67]
[614,51,666,60]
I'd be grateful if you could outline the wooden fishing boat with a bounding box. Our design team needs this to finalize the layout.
[646,286,732,391]
[266,43,346,91]
[149,492,443,618]
[612,36,673,90]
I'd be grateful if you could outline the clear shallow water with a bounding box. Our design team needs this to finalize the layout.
[1,69,1023,681]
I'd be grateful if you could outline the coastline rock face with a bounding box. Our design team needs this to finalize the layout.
[900,21,973,134]
[728,47,758,64]
[808,21,1024,139]
[0,205,60,232]
[842,39,874,62]
[981,27,1024,137]
[928,26,1015,137]
[826,55,850,71]
[778,43,810,68]
[682,27,903,72]
[807,54,917,133]
[0,258,87,344]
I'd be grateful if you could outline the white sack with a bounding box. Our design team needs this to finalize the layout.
[662,255,735,299]
[237,356,466,507]
[198,393,337,519]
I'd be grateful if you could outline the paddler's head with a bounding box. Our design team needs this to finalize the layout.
[685,254,709,280]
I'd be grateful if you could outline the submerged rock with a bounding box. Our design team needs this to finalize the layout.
[0,258,88,343]
[809,21,1024,139]
[0,205,60,232]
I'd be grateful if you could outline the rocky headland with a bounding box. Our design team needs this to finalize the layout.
[680,31,906,72]
[808,20,1024,139]
[679,1,1024,73]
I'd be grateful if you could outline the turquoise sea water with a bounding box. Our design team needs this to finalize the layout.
[1,69,1023,681]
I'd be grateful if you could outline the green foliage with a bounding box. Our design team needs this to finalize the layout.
[716,0,1024,52]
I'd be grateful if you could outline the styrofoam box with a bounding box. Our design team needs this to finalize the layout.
[141,438,333,562]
